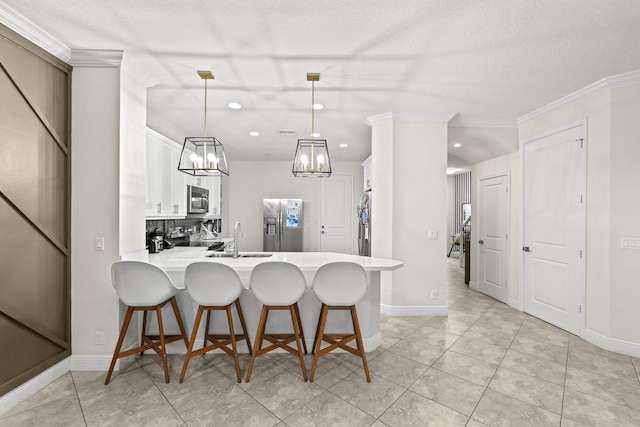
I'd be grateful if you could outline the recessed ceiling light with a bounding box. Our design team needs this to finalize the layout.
[228,102,242,109]
[249,131,260,136]
[312,103,324,110]
[311,132,320,137]
[453,142,461,148]
[339,143,348,148]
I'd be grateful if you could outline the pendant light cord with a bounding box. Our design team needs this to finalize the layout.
[204,78,208,138]
[311,80,315,138]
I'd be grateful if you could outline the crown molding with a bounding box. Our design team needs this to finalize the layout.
[365,112,393,127]
[69,49,123,67]
[0,1,70,61]
[449,119,517,129]
[365,111,458,127]
[393,112,458,123]
[518,69,640,126]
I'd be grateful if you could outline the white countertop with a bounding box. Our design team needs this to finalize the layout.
[140,247,403,274]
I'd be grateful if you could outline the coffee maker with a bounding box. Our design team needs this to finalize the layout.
[148,228,164,253]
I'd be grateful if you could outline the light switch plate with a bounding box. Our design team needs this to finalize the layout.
[95,237,105,251]
[620,237,640,250]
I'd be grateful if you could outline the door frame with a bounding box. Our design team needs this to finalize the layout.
[518,118,587,335]
[318,173,354,253]
[476,171,511,304]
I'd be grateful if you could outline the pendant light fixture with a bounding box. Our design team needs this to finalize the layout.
[292,73,331,177]
[178,70,229,176]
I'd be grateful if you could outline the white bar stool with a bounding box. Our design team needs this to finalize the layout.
[106,261,188,385]
[245,261,308,382]
[179,262,252,383]
[310,262,371,383]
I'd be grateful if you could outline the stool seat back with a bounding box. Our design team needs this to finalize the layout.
[184,262,243,306]
[111,261,178,307]
[249,261,306,306]
[312,262,368,306]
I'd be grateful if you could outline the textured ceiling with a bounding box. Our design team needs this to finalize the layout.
[2,0,639,164]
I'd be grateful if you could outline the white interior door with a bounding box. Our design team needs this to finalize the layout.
[478,173,510,303]
[522,123,586,335]
[319,174,353,253]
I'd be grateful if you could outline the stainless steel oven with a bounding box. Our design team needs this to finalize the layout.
[187,185,209,214]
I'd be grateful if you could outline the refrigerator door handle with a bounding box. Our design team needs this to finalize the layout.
[278,210,283,243]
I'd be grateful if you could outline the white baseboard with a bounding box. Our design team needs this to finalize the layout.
[469,281,479,291]
[380,304,448,317]
[508,297,521,310]
[69,355,116,371]
[582,328,640,359]
[0,358,70,417]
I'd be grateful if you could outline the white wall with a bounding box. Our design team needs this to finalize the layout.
[518,76,640,346]
[370,115,449,314]
[119,64,147,255]
[221,160,363,253]
[446,175,455,253]
[470,152,520,305]
[371,119,394,304]
[608,83,640,342]
[71,67,122,357]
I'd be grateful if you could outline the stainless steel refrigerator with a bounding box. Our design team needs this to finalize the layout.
[263,199,303,252]
[357,190,371,256]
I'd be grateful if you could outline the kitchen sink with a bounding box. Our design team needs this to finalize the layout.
[207,252,273,258]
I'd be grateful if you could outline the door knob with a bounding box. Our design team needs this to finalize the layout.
[478,240,484,245]
[522,246,531,252]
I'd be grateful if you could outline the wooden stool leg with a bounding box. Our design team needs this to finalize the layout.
[105,306,134,385]
[351,305,370,382]
[294,303,307,354]
[310,304,329,383]
[156,306,170,384]
[180,305,204,383]
[226,305,242,383]
[290,305,308,382]
[140,310,148,356]
[246,305,268,383]
[170,296,189,347]
[204,309,212,346]
[235,299,252,354]
[312,303,325,354]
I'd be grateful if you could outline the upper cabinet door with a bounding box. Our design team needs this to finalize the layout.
[146,128,184,218]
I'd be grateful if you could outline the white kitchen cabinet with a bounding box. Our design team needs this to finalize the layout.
[146,128,186,218]
[362,155,372,190]
[171,148,186,216]
[199,175,221,217]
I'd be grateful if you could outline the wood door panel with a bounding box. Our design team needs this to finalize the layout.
[523,123,585,335]
[0,25,71,397]
[478,174,509,303]
[320,175,353,254]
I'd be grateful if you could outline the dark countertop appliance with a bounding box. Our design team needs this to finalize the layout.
[149,228,164,253]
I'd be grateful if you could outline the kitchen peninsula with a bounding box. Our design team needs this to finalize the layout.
[123,248,403,352]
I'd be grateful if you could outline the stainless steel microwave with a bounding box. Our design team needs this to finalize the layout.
[187,185,209,214]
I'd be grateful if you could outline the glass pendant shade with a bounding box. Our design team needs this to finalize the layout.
[178,70,229,176]
[292,139,331,177]
[178,136,229,176]
[293,73,331,178]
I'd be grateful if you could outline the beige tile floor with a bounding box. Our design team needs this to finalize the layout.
[3,258,640,426]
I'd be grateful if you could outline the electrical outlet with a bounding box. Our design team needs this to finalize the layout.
[431,290,438,300]
[95,331,104,345]
[427,230,438,239]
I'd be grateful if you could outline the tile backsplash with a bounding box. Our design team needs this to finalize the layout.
[146,218,221,239]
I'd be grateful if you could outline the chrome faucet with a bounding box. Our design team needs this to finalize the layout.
[233,221,243,259]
